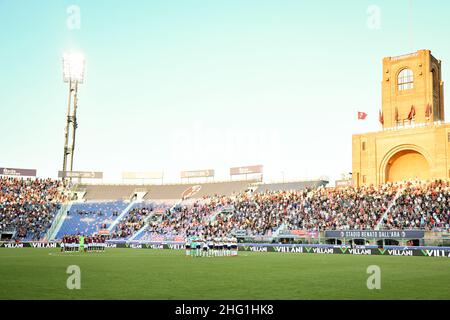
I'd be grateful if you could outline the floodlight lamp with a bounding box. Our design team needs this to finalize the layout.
[63,52,85,83]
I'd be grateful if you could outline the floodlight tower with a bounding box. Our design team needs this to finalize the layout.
[62,52,85,181]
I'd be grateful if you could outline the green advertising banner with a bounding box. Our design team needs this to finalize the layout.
[2,242,450,258]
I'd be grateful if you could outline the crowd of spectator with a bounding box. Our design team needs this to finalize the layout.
[138,180,450,239]
[110,207,152,239]
[0,177,68,240]
[145,196,230,239]
[2,177,450,241]
[141,186,391,238]
[282,183,399,231]
[381,180,450,230]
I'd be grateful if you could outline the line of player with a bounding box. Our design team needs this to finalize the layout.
[186,236,238,257]
[60,235,106,252]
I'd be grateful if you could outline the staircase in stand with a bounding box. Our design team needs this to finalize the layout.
[107,201,137,232]
[46,203,72,241]
[375,187,404,230]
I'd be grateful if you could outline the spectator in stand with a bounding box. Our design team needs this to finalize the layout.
[140,180,450,240]
[2,177,449,241]
[111,207,152,239]
[0,177,68,240]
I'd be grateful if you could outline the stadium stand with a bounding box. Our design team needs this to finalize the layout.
[55,201,128,238]
[141,196,229,239]
[379,180,450,230]
[2,177,449,241]
[121,180,450,239]
[110,201,174,239]
[0,177,67,240]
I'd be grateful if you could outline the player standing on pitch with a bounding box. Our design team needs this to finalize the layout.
[207,236,214,257]
[201,237,207,257]
[231,236,238,256]
[196,237,202,257]
[185,237,191,257]
[226,236,231,256]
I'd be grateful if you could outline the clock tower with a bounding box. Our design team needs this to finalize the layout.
[352,50,450,187]
[381,50,444,129]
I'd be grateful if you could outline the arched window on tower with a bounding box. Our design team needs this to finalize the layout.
[398,69,414,91]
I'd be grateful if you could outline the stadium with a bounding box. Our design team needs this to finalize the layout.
[1,0,450,308]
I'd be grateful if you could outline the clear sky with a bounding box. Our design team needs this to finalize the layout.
[0,0,449,184]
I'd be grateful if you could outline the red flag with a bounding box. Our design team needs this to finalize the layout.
[379,110,384,125]
[407,105,416,120]
[357,112,367,120]
[425,103,432,119]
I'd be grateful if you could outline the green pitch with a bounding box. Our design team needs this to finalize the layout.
[0,248,449,300]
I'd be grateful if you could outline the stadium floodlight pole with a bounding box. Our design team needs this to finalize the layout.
[69,80,79,174]
[62,79,72,176]
[62,52,85,183]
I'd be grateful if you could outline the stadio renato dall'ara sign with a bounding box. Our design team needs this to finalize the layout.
[324,230,425,239]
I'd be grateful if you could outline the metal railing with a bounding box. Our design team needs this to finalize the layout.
[0,227,16,233]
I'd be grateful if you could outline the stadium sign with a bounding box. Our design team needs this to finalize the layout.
[125,243,142,249]
[420,249,450,258]
[0,167,37,177]
[234,230,247,237]
[58,171,103,179]
[29,242,58,248]
[278,230,318,238]
[0,243,24,248]
[249,246,268,252]
[335,179,353,188]
[230,165,263,176]
[180,169,215,179]
[346,248,372,255]
[378,248,414,256]
[325,230,425,239]
[273,246,303,253]
[234,244,450,258]
[303,247,334,254]
[234,244,450,257]
[0,242,60,248]
[3,241,444,258]
[167,244,184,250]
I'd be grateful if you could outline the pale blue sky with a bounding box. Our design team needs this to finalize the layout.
[0,0,449,183]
